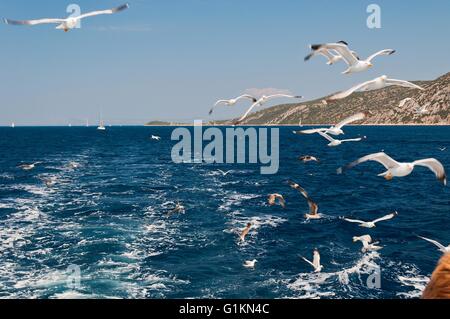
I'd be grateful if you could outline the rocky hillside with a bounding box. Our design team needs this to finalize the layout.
[225,72,450,125]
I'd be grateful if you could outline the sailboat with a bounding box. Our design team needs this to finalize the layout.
[11,122,15,128]
[97,110,106,131]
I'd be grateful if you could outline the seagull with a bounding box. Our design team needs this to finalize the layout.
[343,212,398,228]
[18,162,41,171]
[295,112,367,136]
[234,94,303,124]
[166,202,185,217]
[414,105,429,115]
[418,236,450,253]
[4,4,129,32]
[239,223,252,242]
[306,41,395,74]
[151,135,161,141]
[298,155,319,163]
[267,194,286,208]
[304,47,358,65]
[327,75,425,102]
[43,178,57,188]
[439,147,446,152]
[210,94,257,115]
[67,162,80,169]
[288,181,321,219]
[243,259,258,268]
[301,249,323,273]
[337,152,447,185]
[318,132,364,147]
[353,235,383,252]
[217,169,232,176]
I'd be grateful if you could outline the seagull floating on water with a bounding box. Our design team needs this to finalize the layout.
[295,112,367,136]
[353,235,383,252]
[243,259,258,268]
[337,152,447,185]
[151,135,161,141]
[306,41,395,74]
[234,94,303,124]
[18,162,41,171]
[166,202,185,217]
[343,212,398,228]
[4,4,129,32]
[301,249,323,273]
[267,194,286,208]
[210,95,257,115]
[298,155,319,163]
[418,236,450,253]
[327,75,424,102]
[288,181,321,220]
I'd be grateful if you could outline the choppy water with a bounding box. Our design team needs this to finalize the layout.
[0,126,448,299]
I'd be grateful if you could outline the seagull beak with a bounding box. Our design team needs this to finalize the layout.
[369,63,373,67]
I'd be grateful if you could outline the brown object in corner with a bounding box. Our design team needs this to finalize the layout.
[422,253,450,299]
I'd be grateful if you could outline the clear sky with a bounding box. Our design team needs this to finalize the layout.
[0,0,449,126]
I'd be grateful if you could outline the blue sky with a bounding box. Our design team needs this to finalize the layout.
[0,0,449,125]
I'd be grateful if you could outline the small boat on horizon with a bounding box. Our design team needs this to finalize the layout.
[97,110,106,131]
[11,122,15,128]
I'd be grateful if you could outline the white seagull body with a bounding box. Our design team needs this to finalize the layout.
[306,41,395,74]
[338,152,447,185]
[418,236,450,253]
[4,4,129,32]
[210,94,257,115]
[301,250,323,273]
[235,94,303,124]
[151,135,161,141]
[327,75,425,102]
[18,162,41,171]
[296,112,366,136]
[318,132,364,147]
[217,169,232,176]
[343,212,398,228]
[353,235,383,252]
[243,259,258,268]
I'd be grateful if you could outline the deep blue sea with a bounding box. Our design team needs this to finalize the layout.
[0,126,448,299]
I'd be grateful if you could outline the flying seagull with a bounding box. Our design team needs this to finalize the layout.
[18,162,41,171]
[305,41,395,74]
[217,169,232,176]
[4,3,129,32]
[318,132,364,147]
[267,193,286,208]
[353,235,383,252]
[418,236,450,253]
[210,94,257,115]
[298,155,319,163]
[295,112,367,136]
[301,249,323,273]
[239,223,252,242]
[151,135,161,141]
[234,94,303,124]
[243,259,258,268]
[288,181,321,219]
[343,212,398,228]
[327,75,425,102]
[337,152,447,185]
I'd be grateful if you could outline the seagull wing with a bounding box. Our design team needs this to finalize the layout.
[335,112,367,129]
[418,236,447,253]
[235,99,262,123]
[78,3,129,19]
[318,132,336,143]
[365,49,396,62]
[327,80,376,101]
[4,18,66,25]
[235,94,258,103]
[413,158,447,185]
[385,78,425,90]
[313,253,321,269]
[372,212,397,224]
[290,182,318,215]
[297,128,327,135]
[340,152,400,172]
[312,42,358,66]
[344,218,365,224]
[301,256,315,268]
[341,137,363,143]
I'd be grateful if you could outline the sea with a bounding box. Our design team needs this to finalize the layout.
[0,126,448,299]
